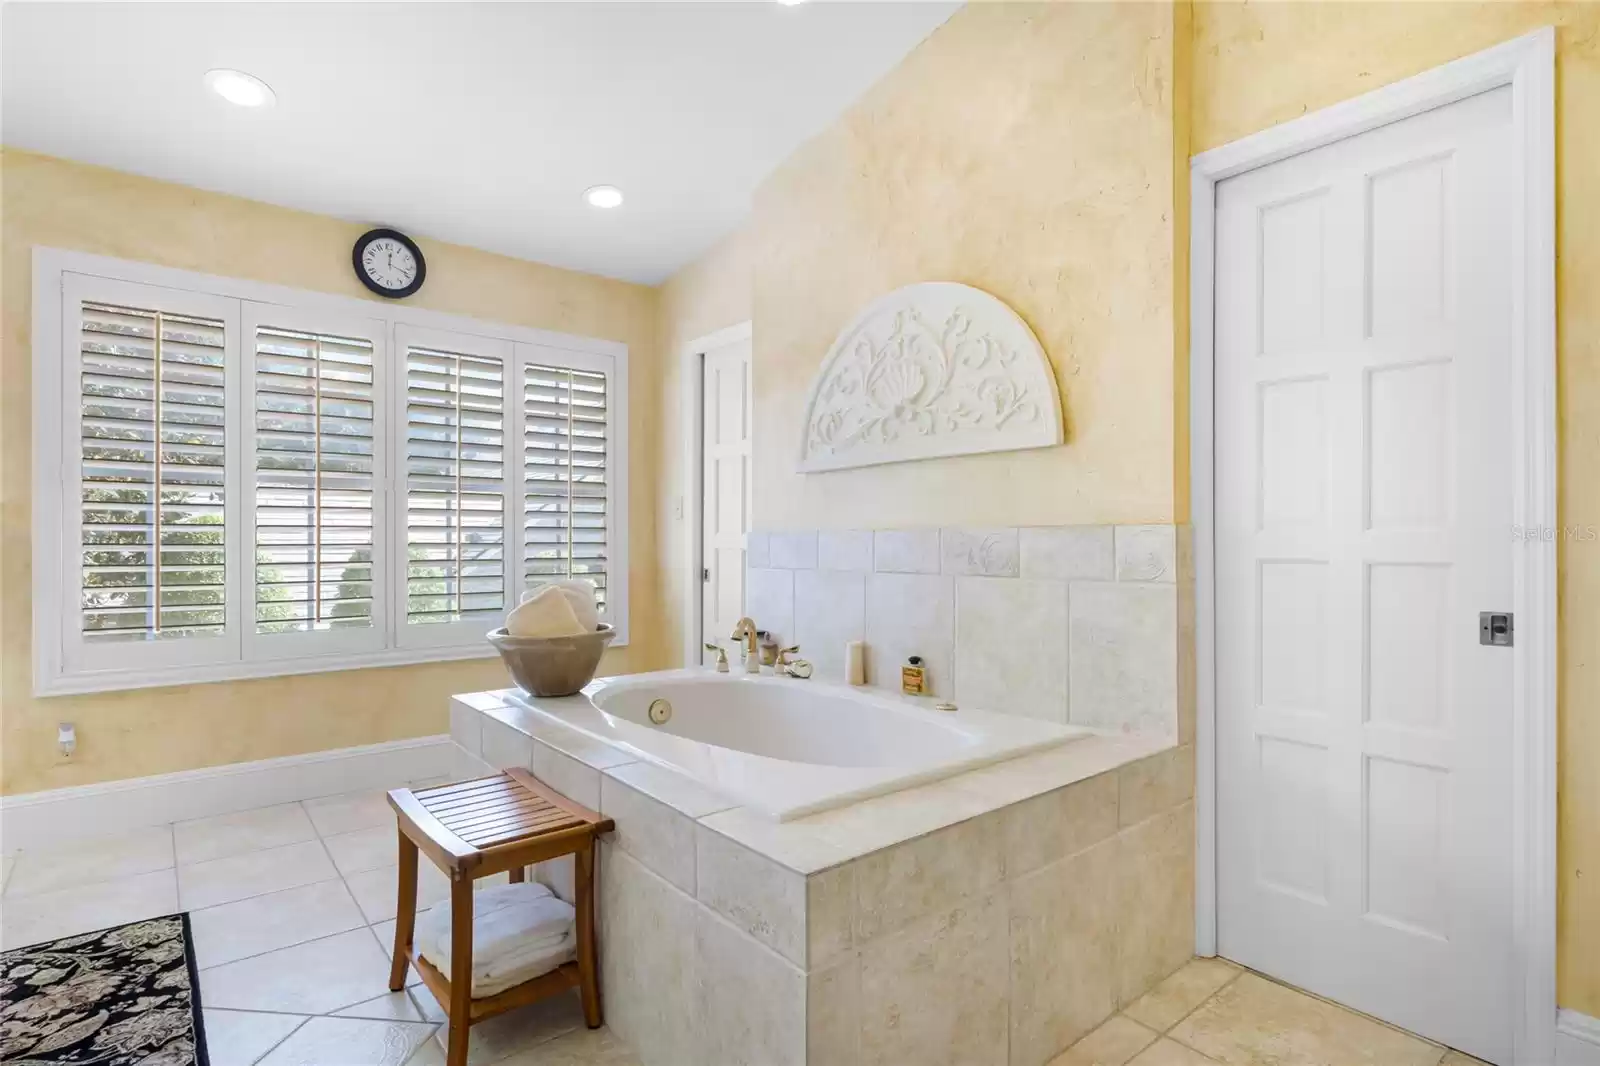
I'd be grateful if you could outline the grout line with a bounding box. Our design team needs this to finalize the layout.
[244,1014,310,1066]
[1158,963,1246,1040]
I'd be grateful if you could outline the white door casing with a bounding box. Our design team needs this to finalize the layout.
[700,335,752,665]
[1192,28,1555,1066]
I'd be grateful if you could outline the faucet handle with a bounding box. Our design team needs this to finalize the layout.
[703,643,730,673]
[776,645,800,665]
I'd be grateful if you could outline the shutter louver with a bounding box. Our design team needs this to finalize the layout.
[523,363,608,611]
[253,325,376,633]
[79,301,228,640]
[405,346,507,626]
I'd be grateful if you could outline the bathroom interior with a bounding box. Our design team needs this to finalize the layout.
[0,3,1596,1066]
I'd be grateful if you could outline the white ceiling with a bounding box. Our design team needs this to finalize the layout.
[1,2,958,284]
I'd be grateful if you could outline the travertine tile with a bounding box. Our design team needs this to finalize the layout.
[493,1026,640,1065]
[5,824,174,897]
[955,575,1069,721]
[601,773,699,893]
[697,808,851,876]
[747,566,797,644]
[806,861,855,970]
[178,838,338,910]
[175,803,316,865]
[808,953,862,1066]
[1009,836,1122,1066]
[695,908,806,1066]
[344,861,452,925]
[304,789,395,838]
[771,530,819,569]
[258,1017,436,1066]
[190,878,365,967]
[747,531,771,569]
[1022,526,1115,580]
[481,715,536,770]
[449,696,485,756]
[1068,581,1177,735]
[864,572,955,699]
[324,825,400,877]
[1002,772,1119,879]
[817,530,874,572]
[333,990,429,1022]
[1123,957,1241,1033]
[794,569,866,683]
[1127,1039,1222,1066]
[858,894,1009,1066]
[1439,1052,1492,1066]
[1051,1014,1159,1066]
[200,928,394,1015]
[529,742,602,810]
[852,812,1004,944]
[0,868,178,950]
[202,1009,307,1066]
[696,823,806,965]
[803,779,994,862]
[1116,803,1195,1006]
[942,527,1020,576]
[429,992,585,1065]
[599,845,700,1066]
[872,529,941,574]
[601,760,732,819]
[1115,526,1177,583]
[1117,745,1195,828]
[1169,973,1445,1066]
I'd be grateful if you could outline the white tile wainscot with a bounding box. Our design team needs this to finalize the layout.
[448,689,1195,1066]
[748,523,1184,737]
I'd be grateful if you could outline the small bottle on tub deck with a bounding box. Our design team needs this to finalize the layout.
[901,655,927,696]
[845,641,867,686]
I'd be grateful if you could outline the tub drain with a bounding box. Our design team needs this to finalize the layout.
[647,698,672,725]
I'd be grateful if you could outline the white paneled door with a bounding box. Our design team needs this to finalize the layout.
[1214,87,1515,1062]
[700,337,752,665]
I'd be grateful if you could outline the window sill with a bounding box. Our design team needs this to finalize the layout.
[34,633,627,698]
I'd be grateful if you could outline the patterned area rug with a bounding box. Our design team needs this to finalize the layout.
[0,913,209,1065]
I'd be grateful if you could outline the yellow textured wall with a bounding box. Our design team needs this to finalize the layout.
[1190,0,1600,1019]
[0,149,668,796]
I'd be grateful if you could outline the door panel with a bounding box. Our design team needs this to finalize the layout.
[1215,87,1514,1063]
[701,338,752,663]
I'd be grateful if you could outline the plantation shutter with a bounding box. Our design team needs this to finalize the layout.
[402,338,509,631]
[78,300,229,641]
[522,362,609,612]
[250,320,378,635]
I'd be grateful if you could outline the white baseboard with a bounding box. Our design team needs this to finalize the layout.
[0,735,453,852]
[1559,1010,1600,1066]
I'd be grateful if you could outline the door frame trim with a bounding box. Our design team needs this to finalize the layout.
[1188,27,1556,1064]
[680,321,754,668]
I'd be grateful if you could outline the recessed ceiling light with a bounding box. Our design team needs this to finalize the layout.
[777,0,809,6]
[205,68,275,108]
[584,185,624,209]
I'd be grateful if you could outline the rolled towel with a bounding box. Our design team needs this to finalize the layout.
[519,579,600,632]
[505,584,586,638]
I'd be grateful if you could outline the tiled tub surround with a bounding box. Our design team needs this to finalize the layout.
[449,688,1195,1066]
[746,525,1182,737]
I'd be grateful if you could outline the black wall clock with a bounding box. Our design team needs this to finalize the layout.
[353,228,425,299]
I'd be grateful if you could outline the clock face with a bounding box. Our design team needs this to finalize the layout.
[353,229,425,298]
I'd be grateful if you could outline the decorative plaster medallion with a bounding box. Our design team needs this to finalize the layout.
[797,282,1063,473]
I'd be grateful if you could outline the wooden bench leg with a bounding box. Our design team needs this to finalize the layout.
[575,842,601,1029]
[388,829,419,992]
[446,876,475,1066]
[508,864,526,883]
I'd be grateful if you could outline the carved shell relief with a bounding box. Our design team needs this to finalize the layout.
[797,282,1064,473]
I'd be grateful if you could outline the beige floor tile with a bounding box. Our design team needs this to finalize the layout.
[335,991,429,1023]
[178,838,339,910]
[1169,973,1443,1066]
[191,878,365,967]
[345,862,453,924]
[493,1026,641,1065]
[306,789,395,837]
[175,802,318,865]
[1053,1014,1160,1066]
[257,1016,437,1066]
[1124,957,1242,1032]
[369,921,425,989]
[200,928,396,1015]
[326,825,400,877]
[1129,1038,1223,1066]
[202,1009,308,1066]
[428,992,586,1066]
[0,867,178,949]
[4,824,174,897]
[1440,1052,1491,1066]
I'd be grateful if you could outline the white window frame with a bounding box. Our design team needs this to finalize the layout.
[33,248,630,696]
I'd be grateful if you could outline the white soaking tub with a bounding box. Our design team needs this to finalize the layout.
[502,668,1086,820]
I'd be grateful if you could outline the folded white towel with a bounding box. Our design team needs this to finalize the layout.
[414,881,577,998]
[519,579,600,632]
[505,585,586,638]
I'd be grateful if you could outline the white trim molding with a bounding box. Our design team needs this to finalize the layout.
[1188,27,1557,1065]
[1558,1011,1600,1066]
[0,734,453,852]
[679,321,753,669]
